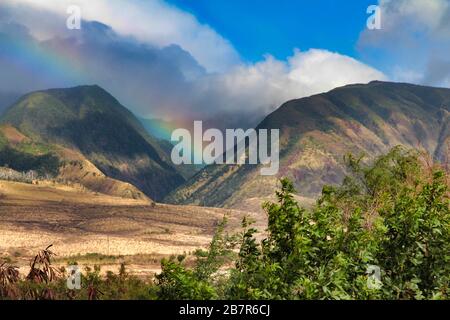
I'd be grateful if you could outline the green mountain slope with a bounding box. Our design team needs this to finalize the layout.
[165,81,450,210]
[0,85,184,200]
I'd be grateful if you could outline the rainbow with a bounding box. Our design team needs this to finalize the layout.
[2,33,85,87]
[139,117,205,161]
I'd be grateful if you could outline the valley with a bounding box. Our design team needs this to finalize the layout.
[0,179,264,277]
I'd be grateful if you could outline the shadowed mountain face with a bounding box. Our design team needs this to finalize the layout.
[0,85,185,200]
[137,117,203,180]
[165,81,450,210]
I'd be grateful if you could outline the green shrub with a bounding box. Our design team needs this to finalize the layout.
[156,217,237,300]
[0,146,60,176]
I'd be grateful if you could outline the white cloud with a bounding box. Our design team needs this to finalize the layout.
[2,0,240,72]
[287,49,386,95]
[185,49,386,127]
[384,0,449,34]
[359,0,450,87]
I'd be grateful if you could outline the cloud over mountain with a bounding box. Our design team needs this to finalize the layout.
[2,0,240,73]
[1,1,386,129]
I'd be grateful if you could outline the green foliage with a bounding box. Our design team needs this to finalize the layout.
[156,260,217,300]
[226,147,449,300]
[158,147,449,300]
[0,145,60,176]
[156,217,238,300]
[378,169,450,299]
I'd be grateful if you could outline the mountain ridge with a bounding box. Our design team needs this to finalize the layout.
[165,81,450,210]
[0,85,185,200]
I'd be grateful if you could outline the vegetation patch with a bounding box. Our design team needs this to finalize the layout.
[0,146,60,177]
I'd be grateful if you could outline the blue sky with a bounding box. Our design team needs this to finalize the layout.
[167,0,375,62]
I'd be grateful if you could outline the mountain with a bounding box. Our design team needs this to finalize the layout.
[0,85,184,200]
[165,81,450,210]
